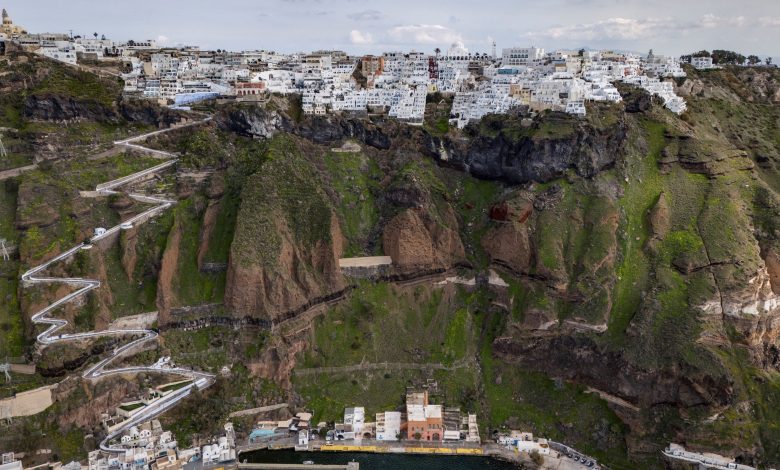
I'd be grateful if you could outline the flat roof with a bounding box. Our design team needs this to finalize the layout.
[424,405,442,419]
[338,256,392,268]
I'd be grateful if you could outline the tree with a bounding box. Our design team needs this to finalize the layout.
[711,49,745,65]
[530,450,544,465]
[93,32,98,39]
[578,48,585,57]
[767,57,773,66]
[747,55,760,65]
[101,34,106,40]
[434,47,441,58]
[413,432,422,440]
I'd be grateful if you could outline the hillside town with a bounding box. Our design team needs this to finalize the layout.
[2,6,770,129]
[0,4,778,470]
[0,386,589,470]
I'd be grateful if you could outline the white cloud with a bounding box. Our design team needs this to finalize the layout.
[349,30,373,45]
[758,16,780,27]
[526,14,752,43]
[700,14,746,28]
[348,9,385,21]
[156,35,169,44]
[387,24,463,45]
[527,17,671,41]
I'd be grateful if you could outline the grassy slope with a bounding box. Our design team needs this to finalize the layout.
[0,180,22,356]
[322,149,381,256]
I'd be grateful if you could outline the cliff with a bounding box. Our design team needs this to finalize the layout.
[5,58,780,468]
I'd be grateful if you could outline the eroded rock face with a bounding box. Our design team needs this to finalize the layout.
[23,93,116,122]
[224,213,346,324]
[494,334,735,409]
[482,200,535,274]
[434,120,625,184]
[219,103,627,186]
[382,207,465,273]
[218,104,391,150]
[22,94,182,127]
[53,377,140,429]
[156,217,182,325]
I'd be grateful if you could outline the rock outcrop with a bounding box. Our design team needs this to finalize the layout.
[494,334,734,409]
[218,102,628,186]
[382,207,465,273]
[225,212,346,324]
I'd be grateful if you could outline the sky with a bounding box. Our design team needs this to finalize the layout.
[4,0,780,58]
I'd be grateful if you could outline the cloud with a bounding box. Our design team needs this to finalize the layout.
[387,24,463,45]
[348,9,385,21]
[527,17,672,41]
[758,16,780,27]
[526,15,751,42]
[349,30,374,45]
[700,14,746,28]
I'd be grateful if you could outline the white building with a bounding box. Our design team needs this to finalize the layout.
[38,45,77,65]
[691,56,715,70]
[344,407,365,436]
[502,46,545,66]
[376,411,401,441]
[0,454,22,470]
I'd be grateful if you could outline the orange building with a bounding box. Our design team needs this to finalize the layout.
[405,391,443,441]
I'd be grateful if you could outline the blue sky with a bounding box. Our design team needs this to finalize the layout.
[5,0,780,57]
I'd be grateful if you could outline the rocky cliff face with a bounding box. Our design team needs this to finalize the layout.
[382,207,465,273]
[9,57,780,467]
[217,101,628,185]
[222,135,347,324]
[426,111,627,184]
[218,102,391,149]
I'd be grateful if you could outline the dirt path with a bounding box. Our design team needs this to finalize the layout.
[0,164,36,181]
[293,357,473,377]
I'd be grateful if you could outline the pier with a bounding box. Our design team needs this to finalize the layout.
[238,463,358,470]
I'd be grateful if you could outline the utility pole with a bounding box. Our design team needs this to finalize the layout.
[0,359,9,382]
[0,134,7,162]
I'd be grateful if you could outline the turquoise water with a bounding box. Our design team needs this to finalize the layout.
[245,449,520,469]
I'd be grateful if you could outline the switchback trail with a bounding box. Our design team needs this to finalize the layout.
[21,118,214,451]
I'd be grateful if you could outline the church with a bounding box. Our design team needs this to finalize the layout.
[0,9,26,38]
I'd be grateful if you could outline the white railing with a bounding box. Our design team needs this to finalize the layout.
[22,118,214,451]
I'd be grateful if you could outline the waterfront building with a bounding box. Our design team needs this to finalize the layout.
[376,411,402,441]
[344,406,366,436]
[465,414,480,443]
[405,391,444,441]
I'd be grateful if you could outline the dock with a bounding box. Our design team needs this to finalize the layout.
[238,463,358,470]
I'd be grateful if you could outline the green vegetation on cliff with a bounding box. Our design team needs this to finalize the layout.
[322,149,381,256]
[231,135,333,268]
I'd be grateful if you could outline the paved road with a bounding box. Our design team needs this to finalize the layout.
[21,118,214,452]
